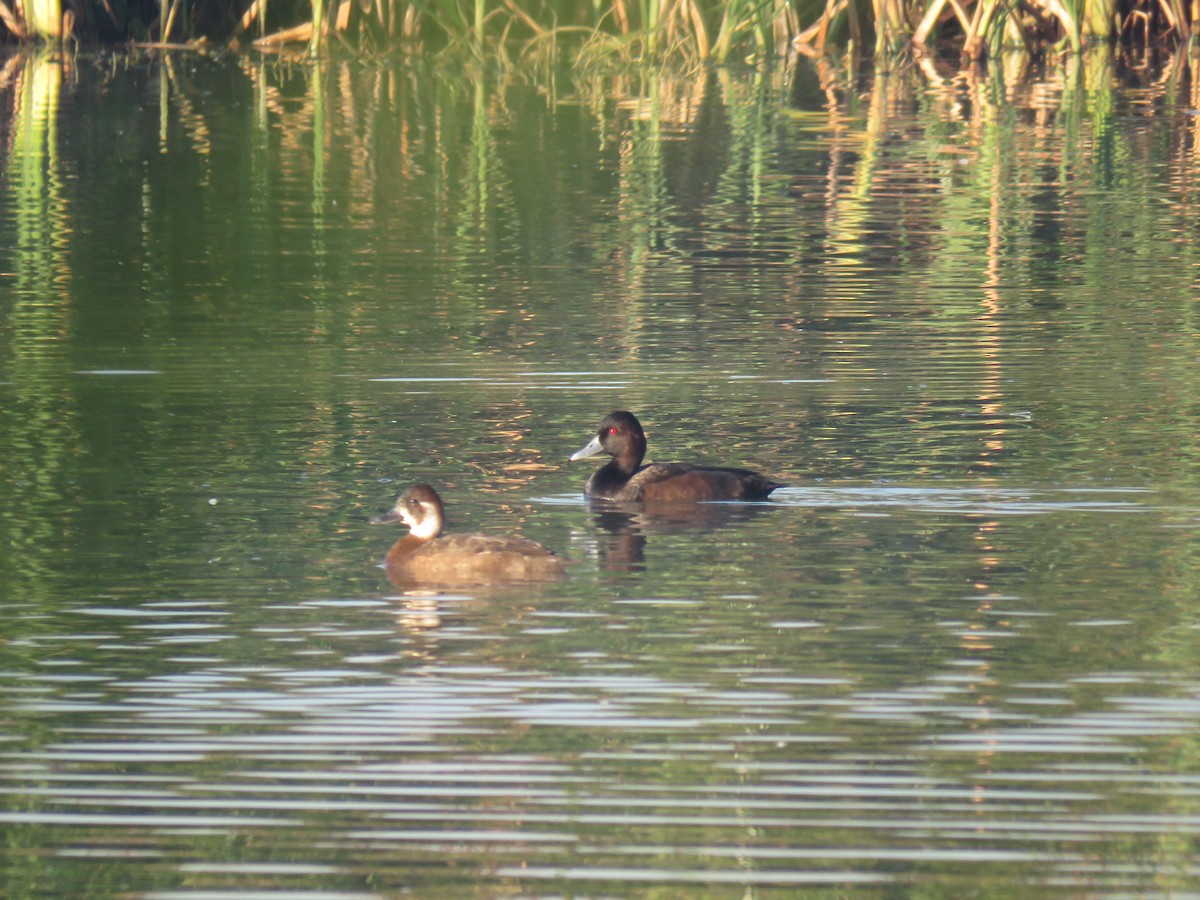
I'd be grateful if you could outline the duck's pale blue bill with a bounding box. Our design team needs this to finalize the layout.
[569,434,604,461]
[370,509,402,525]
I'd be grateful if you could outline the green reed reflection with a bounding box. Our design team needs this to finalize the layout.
[1,50,77,610]
[3,50,1199,354]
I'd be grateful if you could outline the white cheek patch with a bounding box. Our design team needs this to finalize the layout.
[403,503,442,539]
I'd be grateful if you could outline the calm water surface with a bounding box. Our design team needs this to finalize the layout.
[1,46,1199,897]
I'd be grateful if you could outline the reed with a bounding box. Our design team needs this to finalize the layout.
[19,0,60,39]
[305,0,1192,60]
[0,0,1192,62]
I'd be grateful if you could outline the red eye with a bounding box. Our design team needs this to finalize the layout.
[608,426,619,434]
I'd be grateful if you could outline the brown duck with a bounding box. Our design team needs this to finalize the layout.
[570,411,783,502]
[372,484,567,585]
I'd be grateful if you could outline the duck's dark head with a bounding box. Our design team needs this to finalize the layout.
[570,411,647,473]
[371,483,446,540]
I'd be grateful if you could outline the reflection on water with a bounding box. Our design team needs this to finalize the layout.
[581,498,783,572]
[1,46,1200,896]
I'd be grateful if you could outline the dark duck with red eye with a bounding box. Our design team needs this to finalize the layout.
[371,484,567,585]
[569,411,783,502]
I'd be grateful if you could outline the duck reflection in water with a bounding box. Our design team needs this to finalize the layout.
[586,498,780,572]
[371,484,567,587]
[570,411,783,502]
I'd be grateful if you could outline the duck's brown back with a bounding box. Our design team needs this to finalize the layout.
[597,463,782,502]
[385,533,566,585]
